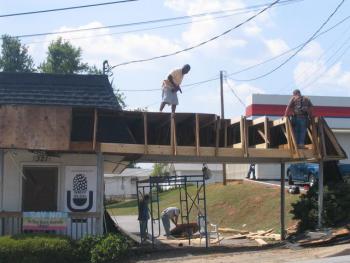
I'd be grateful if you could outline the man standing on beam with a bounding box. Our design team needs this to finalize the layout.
[160,64,191,113]
[284,89,313,148]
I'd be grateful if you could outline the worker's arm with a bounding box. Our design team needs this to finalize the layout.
[171,215,178,226]
[168,75,182,93]
[284,98,294,116]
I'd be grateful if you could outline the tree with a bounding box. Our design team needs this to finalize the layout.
[0,35,35,72]
[39,37,89,74]
[151,163,169,177]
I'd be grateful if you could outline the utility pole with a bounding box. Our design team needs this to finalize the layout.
[103,60,109,75]
[220,71,227,185]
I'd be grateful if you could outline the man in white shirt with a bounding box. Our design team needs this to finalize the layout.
[159,64,191,113]
[161,207,180,237]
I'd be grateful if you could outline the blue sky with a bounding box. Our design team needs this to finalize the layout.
[1,0,350,118]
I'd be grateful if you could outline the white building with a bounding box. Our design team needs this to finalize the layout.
[169,163,223,184]
[104,168,152,199]
[227,94,350,180]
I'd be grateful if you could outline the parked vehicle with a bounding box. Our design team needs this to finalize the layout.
[287,162,350,186]
[287,163,319,186]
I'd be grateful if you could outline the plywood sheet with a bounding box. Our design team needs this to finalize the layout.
[0,105,71,150]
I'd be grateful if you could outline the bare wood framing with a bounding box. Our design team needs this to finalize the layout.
[143,112,148,154]
[93,109,98,151]
[264,117,270,148]
[195,114,200,156]
[215,117,220,156]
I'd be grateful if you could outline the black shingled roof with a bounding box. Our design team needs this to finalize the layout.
[0,72,121,110]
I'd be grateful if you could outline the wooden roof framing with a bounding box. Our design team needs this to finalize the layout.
[0,105,346,164]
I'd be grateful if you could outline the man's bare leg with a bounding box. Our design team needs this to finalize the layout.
[171,104,176,113]
[160,102,166,112]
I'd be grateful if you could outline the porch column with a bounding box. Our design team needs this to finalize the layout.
[96,152,104,235]
[280,162,286,240]
[318,160,324,229]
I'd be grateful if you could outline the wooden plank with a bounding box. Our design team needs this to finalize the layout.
[243,117,249,157]
[286,118,299,158]
[143,112,148,154]
[173,115,177,155]
[93,109,98,151]
[70,141,94,152]
[254,238,268,246]
[272,118,287,127]
[310,118,321,159]
[251,116,266,125]
[195,114,200,156]
[215,117,220,156]
[264,117,270,148]
[322,118,345,157]
[0,105,71,150]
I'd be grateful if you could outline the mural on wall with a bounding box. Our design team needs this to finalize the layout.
[65,166,96,212]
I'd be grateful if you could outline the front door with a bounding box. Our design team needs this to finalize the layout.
[22,167,58,211]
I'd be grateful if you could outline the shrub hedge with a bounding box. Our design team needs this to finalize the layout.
[0,233,129,263]
[291,182,350,231]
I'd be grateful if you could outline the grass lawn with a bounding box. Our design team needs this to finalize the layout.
[107,181,300,233]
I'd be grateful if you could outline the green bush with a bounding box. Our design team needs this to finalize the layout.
[75,235,103,263]
[291,182,350,231]
[91,234,129,263]
[0,234,76,263]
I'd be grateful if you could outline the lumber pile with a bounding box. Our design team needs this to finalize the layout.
[219,227,281,246]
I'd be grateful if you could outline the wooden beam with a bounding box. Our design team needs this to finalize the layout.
[310,118,321,159]
[171,114,177,155]
[70,141,93,152]
[224,121,228,147]
[215,117,220,156]
[93,109,98,151]
[322,118,345,157]
[143,112,148,154]
[195,114,200,156]
[264,117,270,148]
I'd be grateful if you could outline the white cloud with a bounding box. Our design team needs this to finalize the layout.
[299,42,324,59]
[29,21,188,70]
[243,23,262,36]
[264,38,289,56]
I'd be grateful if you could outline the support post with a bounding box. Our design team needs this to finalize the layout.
[280,162,286,240]
[220,71,227,185]
[96,152,104,235]
[318,160,324,229]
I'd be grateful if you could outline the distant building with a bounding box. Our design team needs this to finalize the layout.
[167,163,223,184]
[104,168,152,199]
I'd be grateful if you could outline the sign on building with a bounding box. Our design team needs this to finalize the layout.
[65,166,97,212]
[23,212,68,231]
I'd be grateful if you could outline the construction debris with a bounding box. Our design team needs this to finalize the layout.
[220,228,281,245]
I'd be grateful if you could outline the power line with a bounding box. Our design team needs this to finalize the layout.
[301,35,350,91]
[229,0,346,82]
[226,14,350,78]
[21,7,268,45]
[224,76,246,108]
[119,76,220,92]
[109,0,282,69]
[284,25,350,92]
[0,0,139,18]
[8,0,298,40]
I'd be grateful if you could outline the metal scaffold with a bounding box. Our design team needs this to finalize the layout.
[136,174,208,248]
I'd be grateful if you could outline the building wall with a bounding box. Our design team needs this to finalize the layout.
[2,150,97,212]
[226,164,250,180]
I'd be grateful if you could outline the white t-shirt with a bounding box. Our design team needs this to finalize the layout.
[161,207,180,218]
